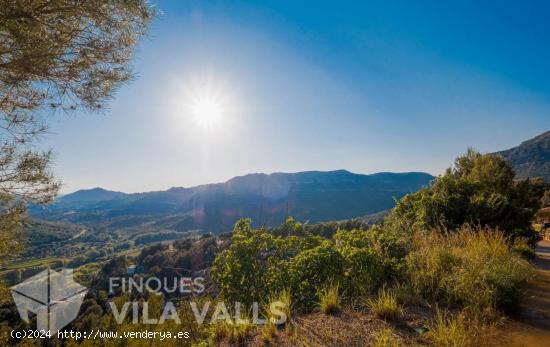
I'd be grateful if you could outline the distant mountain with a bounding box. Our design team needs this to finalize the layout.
[58,187,128,205]
[31,170,434,233]
[496,131,550,183]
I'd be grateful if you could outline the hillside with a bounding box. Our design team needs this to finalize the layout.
[31,170,434,233]
[57,187,128,205]
[496,130,550,182]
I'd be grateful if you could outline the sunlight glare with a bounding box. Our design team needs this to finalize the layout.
[191,96,223,128]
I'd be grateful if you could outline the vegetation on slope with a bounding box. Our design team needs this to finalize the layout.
[0,150,546,346]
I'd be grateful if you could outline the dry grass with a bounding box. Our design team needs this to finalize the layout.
[373,328,401,347]
[247,310,413,346]
[265,288,292,326]
[209,321,256,344]
[319,283,342,315]
[426,310,476,347]
[260,322,277,344]
[244,307,493,346]
[392,282,420,306]
[366,287,402,321]
[407,226,534,320]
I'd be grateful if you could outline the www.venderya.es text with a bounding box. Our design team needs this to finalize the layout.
[10,329,190,341]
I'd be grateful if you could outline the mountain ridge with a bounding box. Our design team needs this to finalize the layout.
[58,187,128,204]
[34,170,435,233]
[60,169,433,200]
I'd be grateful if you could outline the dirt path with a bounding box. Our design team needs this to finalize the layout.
[500,240,550,346]
[71,228,87,240]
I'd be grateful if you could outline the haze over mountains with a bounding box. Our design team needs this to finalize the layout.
[29,130,550,234]
[31,170,434,232]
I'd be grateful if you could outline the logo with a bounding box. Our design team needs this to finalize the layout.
[10,268,87,333]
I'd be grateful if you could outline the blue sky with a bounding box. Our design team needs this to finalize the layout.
[42,0,550,193]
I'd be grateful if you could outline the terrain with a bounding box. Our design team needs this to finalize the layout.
[499,240,550,346]
[2,171,431,280]
[496,130,550,183]
[0,145,548,346]
[12,130,550,282]
[30,170,433,232]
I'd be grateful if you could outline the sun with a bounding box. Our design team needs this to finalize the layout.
[174,75,236,132]
[191,96,223,128]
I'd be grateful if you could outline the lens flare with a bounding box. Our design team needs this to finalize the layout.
[191,97,222,128]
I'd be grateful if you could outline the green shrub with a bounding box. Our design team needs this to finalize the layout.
[386,150,545,242]
[212,219,345,312]
[407,226,534,319]
[319,283,341,314]
[366,287,401,321]
[334,229,385,296]
[288,241,345,311]
[212,218,410,313]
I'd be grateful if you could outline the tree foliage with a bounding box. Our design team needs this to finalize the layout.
[386,149,545,240]
[211,218,389,312]
[0,0,154,258]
